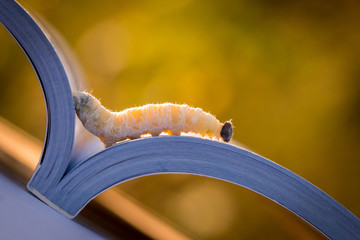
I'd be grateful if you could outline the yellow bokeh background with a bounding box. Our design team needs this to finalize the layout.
[1,0,360,239]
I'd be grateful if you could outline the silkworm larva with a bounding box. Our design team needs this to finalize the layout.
[73,91,233,147]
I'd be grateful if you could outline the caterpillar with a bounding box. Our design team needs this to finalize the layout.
[73,91,233,147]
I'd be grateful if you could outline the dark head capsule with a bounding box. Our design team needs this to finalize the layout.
[220,121,233,142]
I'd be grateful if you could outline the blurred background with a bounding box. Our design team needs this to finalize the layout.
[1,0,360,239]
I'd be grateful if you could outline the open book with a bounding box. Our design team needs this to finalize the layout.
[1,0,359,238]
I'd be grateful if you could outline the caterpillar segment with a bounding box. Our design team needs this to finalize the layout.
[73,91,233,147]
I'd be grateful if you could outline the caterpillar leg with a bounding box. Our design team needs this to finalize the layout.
[171,129,181,136]
[163,129,173,136]
[163,129,181,136]
[128,133,141,140]
[150,130,161,137]
[100,137,116,148]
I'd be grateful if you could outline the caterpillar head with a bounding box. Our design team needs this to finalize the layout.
[220,121,233,142]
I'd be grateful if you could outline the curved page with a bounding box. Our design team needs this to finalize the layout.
[0,0,74,193]
[54,137,360,239]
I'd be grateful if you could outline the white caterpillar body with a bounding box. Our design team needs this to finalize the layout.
[73,91,233,147]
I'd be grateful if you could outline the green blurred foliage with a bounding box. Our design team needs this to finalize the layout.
[1,0,360,239]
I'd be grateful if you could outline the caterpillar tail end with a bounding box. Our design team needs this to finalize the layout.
[220,121,233,142]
